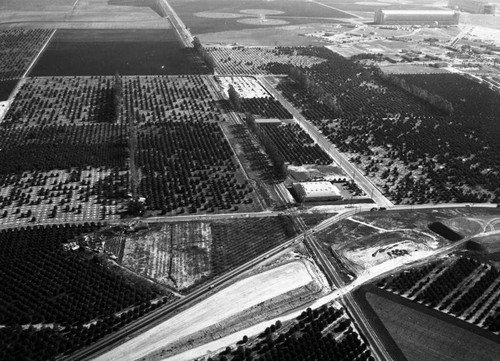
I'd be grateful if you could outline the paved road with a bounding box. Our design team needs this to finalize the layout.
[157,0,193,47]
[258,76,393,208]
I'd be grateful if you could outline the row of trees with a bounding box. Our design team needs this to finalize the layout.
[288,66,343,117]
[193,37,216,73]
[245,114,288,180]
[210,304,373,361]
[376,69,453,115]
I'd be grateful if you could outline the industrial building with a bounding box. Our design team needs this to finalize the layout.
[292,182,343,202]
[448,0,496,14]
[374,10,460,25]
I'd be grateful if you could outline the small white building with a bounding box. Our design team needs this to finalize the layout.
[293,182,343,202]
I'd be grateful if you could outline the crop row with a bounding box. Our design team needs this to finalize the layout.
[0,224,176,360]
[136,122,257,214]
[260,123,332,166]
[0,29,53,80]
[399,73,500,117]
[207,46,327,75]
[211,216,294,276]
[4,76,222,126]
[378,256,500,333]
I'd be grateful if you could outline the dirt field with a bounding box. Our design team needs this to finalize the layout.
[0,0,169,29]
[94,260,320,361]
[366,291,500,361]
[118,222,212,290]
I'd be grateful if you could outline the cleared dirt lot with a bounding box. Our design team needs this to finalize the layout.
[95,260,319,361]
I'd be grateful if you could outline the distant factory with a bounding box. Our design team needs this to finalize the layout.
[374,10,460,25]
[448,0,496,14]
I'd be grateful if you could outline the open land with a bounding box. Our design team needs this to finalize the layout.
[94,260,322,361]
[170,0,352,35]
[30,29,210,76]
[103,217,294,292]
[0,0,169,29]
[365,290,500,361]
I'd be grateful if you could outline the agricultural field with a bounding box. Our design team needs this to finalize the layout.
[30,29,210,76]
[268,46,500,204]
[105,216,297,292]
[217,76,292,119]
[0,0,168,29]
[0,28,53,81]
[209,46,327,75]
[204,302,374,361]
[2,75,261,217]
[378,255,500,334]
[399,73,500,117]
[0,224,176,361]
[0,123,128,227]
[260,122,333,165]
[362,289,500,361]
[169,0,352,35]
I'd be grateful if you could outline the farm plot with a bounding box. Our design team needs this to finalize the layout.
[204,301,373,361]
[0,168,127,228]
[4,76,222,126]
[0,28,53,81]
[398,73,500,118]
[4,77,121,126]
[118,222,212,291]
[271,47,500,204]
[170,0,351,35]
[136,122,259,215]
[123,76,222,125]
[0,224,175,361]
[208,46,327,75]
[211,216,294,275]
[365,291,500,361]
[30,29,210,76]
[217,76,292,119]
[378,256,500,334]
[0,123,128,225]
[108,216,294,291]
[260,122,332,165]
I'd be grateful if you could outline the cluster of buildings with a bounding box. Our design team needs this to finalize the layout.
[374,0,495,25]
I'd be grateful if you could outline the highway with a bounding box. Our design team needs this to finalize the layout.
[306,236,392,361]
[63,210,343,361]
[157,0,193,48]
[257,76,393,208]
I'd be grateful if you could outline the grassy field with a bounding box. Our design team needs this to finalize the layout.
[30,29,210,76]
[365,291,500,361]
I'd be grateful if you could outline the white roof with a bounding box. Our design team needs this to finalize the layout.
[379,10,457,15]
[297,182,341,197]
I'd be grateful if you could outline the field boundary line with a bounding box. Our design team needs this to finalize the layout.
[22,28,56,78]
